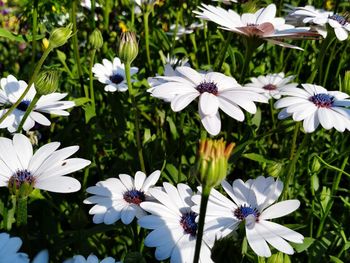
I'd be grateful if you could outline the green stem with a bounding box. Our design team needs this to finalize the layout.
[30,0,38,70]
[193,185,211,263]
[282,123,309,199]
[16,196,28,227]
[204,23,211,65]
[71,0,85,96]
[143,11,152,72]
[125,62,146,173]
[322,42,337,87]
[239,37,256,83]
[16,94,41,132]
[89,49,96,106]
[213,33,233,72]
[91,0,96,28]
[104,0,111,31]
[0,48,51,125]
[316,156,349,238]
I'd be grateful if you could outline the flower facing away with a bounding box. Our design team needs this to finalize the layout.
[92,57,138,92]
[84,170,160,225]
[0,134,91,194]
[285,5,350,41]
[194,4,318,49]
[274,84,350,132]
[63,254,119,263]
[192,176,304,257]
[0,75,75,133]
[138,183,213,263]
[0,232,29,263]
[244,72,298,100]
[148,66,268,136]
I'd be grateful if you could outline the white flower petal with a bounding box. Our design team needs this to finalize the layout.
[260,200,300,220]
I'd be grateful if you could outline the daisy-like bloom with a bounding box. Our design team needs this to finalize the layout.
[138,183,213,263]
[194,4,318,49]
[91,57,138,92]
[0,75,75,133]
[192,176,304,257]
[84,170,160,225]
[0,232,29,263]
[148,66,267,136]
[274,84,350,133]
[0,133,91,193]
[63,254,119,263]
[286,5,350,41]
[244,73,297,100]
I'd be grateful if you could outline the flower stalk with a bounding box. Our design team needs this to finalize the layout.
[143,10,152,72]
[16,94,40,132]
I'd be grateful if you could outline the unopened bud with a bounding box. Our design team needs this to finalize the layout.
[48,24,73,49]
[35,69,60,95]
[342,71,350,95]
[119,31,138,64]
[197,138,235,188]
[267,161,284,178]
[89,28,103,50]
[311,157,321,173]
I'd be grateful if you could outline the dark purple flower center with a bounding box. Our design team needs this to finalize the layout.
[123,189,145,205]
[329,14,348,26]
[309,93,334,108]
[196,81,218,95]
[263,84,277,91]
[16,100,31,112]
[110,74,124,85]
[8,169,35,189]
[234,204,260,221]
[180,211,197,236]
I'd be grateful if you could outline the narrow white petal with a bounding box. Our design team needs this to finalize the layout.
[170,92,199,112]
[260,200,300,220]
[199,108,221,136]
[259,220,304,243]
[13,134,33,169]
[141,170,160,192]
[134,171,146,190]
[119,174,134,190]
[246,221,271,257]
[121,205,136,224]
[35,176,81,193]
[199,92,219,116]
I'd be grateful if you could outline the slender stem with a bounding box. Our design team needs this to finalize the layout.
[71,0,85,95]
[132,220,140,251]
[0,48,51,125]
[16,94,41,132]
[204,23,211,66]
[282,123,310,199]
[89,49,96,106]
[143,11,152,72]
[91,0,96,28]
[322,42,337,87]
[125,63,146,173]
[239,37,255,83]
[213,33,233,72]
[104,0,111,31]
[16,196,28,227]
[193,185,211,263]
[30,0,38,70]
[316,156,349,238]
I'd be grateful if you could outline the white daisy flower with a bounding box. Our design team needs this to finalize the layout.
[244,73,297,99]
[194,4,317,49]
[0,75,75,133]
[0,133,91,193]
[192,176,304,257]
[91,57,138,92]
[84,170,160,225]
[286,5,350,40]
[274,84,350,133]
[148,66,267,136]
[0,232,29,263]
[63,254,119,263]
[138,183,213,263]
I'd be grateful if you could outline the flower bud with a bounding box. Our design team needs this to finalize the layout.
[119,31,138,64]
[311,157,321,173]
[89,28,103,50]
[35,69,60,95]
[342,71,350,95]
[48,24,73,49]
[197,138,235,188]
[267,161,284,178]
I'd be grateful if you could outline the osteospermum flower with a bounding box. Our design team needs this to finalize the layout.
[148,66,267,136]
[275,84,350,132]
[194,4,317,49]
[0,134,91,193]
[63,254,119,263]
[92,57,138,92]
[286,5,350,41]
[244,73,297,99]
[192,176,304,257]
[138,183,213,263]
[84,170,160,225]
[0,75,75,133]
[0,232,29,263]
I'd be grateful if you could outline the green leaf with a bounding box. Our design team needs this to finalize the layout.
[251,107,262,128]
[243,153,274,164]
[0,28,44,42]
[292,237,315,253]
[83,103,96,123]
[320,187,331,212]
[73,97,91,107]
[329,256,344,263]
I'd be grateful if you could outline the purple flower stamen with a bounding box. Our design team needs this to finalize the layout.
[196,81,218,95]
[234,204,260,221]
[8,169,35,189]
[329,14,348,26]
[110,74,124,85]
[309,93,334,108]
[263,84,277,90]
[16,100,31,112]
[180,211,197,236]
[123,189,145,205]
